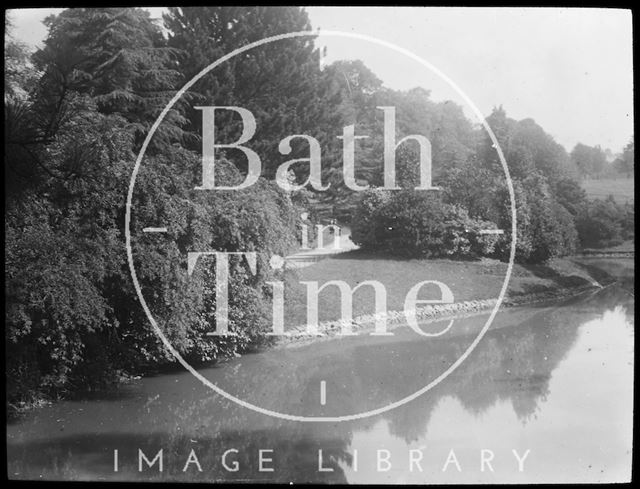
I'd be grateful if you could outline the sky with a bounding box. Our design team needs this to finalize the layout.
[6,7,633,154]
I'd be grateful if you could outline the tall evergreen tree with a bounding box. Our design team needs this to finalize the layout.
[164,7,343,182]
[32,8,187,150]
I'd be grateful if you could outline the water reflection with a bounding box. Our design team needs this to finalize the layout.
[342,302,633,484]
[7,285,633,483]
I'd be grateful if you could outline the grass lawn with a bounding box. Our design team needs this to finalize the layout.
[281,251,598,326]
[582,178,634,203]
[583,239,635,253]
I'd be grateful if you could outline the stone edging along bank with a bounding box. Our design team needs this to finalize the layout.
[275,282,606,347]
[575,251,634,258]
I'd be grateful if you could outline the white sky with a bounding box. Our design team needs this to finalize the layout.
[7,7,633,153]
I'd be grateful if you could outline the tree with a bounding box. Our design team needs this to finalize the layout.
[5,7,305,405]
[479,108,572,184]
[4,15,38,100]
[570,143,607,179]
[350,188,391,249]
[164,6,343,180]
[614,138,634,178]
[554,176,587,216]
[324,59,383,127]
[32,8,187,151]
[350,189,499,259]
[6,108,135,401]
[445,107,584,262]
[4,15,42,197]
[322,59,384,195]
[575,198,625,248]
[477,106,513,174]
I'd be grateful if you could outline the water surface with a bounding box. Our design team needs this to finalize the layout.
[7,281,634,483]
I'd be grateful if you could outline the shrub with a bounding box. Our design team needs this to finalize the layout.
[490,174,577,263]
[575,198,627,248]
[525,176,569,263]
[5,141,301,403]
[351,189,499,259]
[127,150,300,365]
[619,201,635,241]
[487,181,534,263]
[554,177,587,216]
[375,190,451,257]
[350,188,392,249]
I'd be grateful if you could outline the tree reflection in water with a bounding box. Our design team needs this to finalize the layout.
[7,285,633,482]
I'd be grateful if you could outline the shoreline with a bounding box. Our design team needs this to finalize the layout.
[273,281,609,349]
[272,253,635,348]
[8,256,631,418]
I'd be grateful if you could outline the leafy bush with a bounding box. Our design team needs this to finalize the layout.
[5,8,304,404]
[5,126,300,403]
[351,189,499,259]
[520,174,578,263]
[620,201,635,240]
[350,188,392,249]
[554,177,587,216]
[6,111,133,402]
[487,174,578,263]
[552,202,580,253]
[575,197,631,248]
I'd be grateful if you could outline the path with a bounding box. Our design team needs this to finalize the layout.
[284,226,359,268]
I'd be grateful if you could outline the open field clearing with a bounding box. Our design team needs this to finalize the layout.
[582,178,634,203]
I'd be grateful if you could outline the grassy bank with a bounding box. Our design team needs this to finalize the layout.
[582,178,634,203]
[582,239,634,253]
[281,251,607,327]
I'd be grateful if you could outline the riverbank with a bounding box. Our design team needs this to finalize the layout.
[7,283,634,483]
[275,253,630,347]
[8,254,631,419]
[576,239,634,258]
[275,283,603,349]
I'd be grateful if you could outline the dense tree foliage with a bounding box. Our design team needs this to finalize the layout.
[570,143,607,179]
[5,7,303,406]
[423,107,582,263]
[5,7,633,407]
[4,17,37,100]
[351,189,500,258]
[32,8,189,150]
[164,7,343,181]
[575,196,634,248]
[614,138,634,177]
